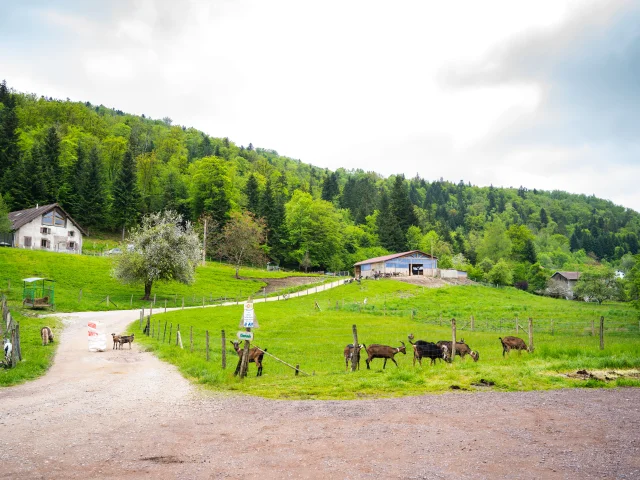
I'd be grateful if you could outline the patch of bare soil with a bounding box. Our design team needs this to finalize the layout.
[1,310,639,479]
[252,275,324,292]
[565,369,640,381]
[393,275,475,288]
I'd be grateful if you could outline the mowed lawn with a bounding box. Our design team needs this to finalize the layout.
[0,248,321,313]
[129,280,640,399]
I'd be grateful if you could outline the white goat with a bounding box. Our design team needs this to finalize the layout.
[3,339,12,362]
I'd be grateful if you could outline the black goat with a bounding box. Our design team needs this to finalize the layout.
[364,342,406,369]
[231,340,266,376]
[407,334,446,366]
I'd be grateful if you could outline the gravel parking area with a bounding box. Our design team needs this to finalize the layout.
[1,309,638,479]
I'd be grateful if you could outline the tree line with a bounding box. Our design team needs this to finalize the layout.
[1,79,640,303]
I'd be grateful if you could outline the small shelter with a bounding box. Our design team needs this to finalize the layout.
[22,277,55,309]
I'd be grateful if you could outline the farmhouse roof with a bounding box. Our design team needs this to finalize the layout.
[552,271,581,281]
[353,250,436,266]
[8,203,87,236]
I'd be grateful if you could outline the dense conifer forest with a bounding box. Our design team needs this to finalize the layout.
[1,80,639,293]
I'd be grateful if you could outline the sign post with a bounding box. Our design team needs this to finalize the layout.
[238,299,259,378]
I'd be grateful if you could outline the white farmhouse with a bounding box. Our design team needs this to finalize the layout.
[5,203,86,254]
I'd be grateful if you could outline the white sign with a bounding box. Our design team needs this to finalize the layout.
[239,301,259,328]
[237,331,254,341]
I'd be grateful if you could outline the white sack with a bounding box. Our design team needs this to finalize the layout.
[88,321,107,352]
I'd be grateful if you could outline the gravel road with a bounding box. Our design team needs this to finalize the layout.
[1,309,639,479]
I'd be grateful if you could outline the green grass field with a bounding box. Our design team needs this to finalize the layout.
[0,248,321,312]
[129,280,640,399]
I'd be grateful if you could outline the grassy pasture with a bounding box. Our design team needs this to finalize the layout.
[129,280,640,399]
[0,248,321,313]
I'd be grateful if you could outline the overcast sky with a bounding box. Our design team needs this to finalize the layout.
[1,0,639,211]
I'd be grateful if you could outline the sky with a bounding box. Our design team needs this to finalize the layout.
[1,0,639,212]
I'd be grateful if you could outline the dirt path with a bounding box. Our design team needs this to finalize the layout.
[1,309,639,479]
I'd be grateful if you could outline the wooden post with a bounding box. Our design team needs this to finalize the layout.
[351,324,359,372]
[190,326,193,352]
[163,321,167,342]
[157,320,161,340]
[202,296,205,308]
[15,322,22,361]
[206,330,210,361]
[177,331,183,349]
[591,318,595,336]
[239,328,251,378]
[150,303,153,320]
[221,330,227,369]
[130,295,133,307]
[176,324,180,346]
[600,316,604,350]
[153,294,156,305]
[450,318,456,363]
[151,321,155,338]
[528,317,534,353]
[106,295,110,308]
[471,315,475,331]
[146,316,150,336]
[295,364,300,376]
[168,323,172,344]
[139,310,143,329]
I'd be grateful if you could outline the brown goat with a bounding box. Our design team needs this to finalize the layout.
[436,339,479,362]
[499,336,528,356]
[118,334,134,349]
[41,326,54,346]
[111,333,121,350]
[231,340,266,376]
[364,342,406,369]
[344,344,364,371]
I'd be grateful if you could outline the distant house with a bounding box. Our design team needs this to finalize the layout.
[3,203,86,254]
[550,271,581,298]
[354,250,438,278]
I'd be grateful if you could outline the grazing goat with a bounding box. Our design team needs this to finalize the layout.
[499,336,528,356]
[344,343,364,371]
[118,334,134,349]
[231,340,266,376]
[436,339,479,362]
[3,339,11,363]
[111,333,121,350]
[407,334,447,366]
[364,342,406,369]
[40,326,54,346]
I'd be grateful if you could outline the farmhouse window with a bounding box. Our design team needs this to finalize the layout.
[68,231,75,237]
[54,211,66,227]
[24,236,32,247]
[40,227,51,234]
[42,211,54,225]
[41,239,51,248]
[68,241,76,249]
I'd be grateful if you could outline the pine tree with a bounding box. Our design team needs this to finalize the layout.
[259,179,287,263]
[377,191,405,251]
[321,172,340,201]
[112,150,141,236]
[42,126,62,201]
[0,88,20,176]
[27,144,48,204]
[79,146,107,231]
[0,193,11,233]
[523,238,537,263]
[539,207,548,227]
[5,156,33,210]
[244,173,260,214]
[390,175,417,234]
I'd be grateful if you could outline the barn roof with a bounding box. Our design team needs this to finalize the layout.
[8,203,87,236]
[353,250,436,266]
[552,271,581,281]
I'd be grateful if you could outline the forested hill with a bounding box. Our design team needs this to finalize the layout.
[1,80,639,286]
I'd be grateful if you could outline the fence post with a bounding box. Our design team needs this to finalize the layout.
[176,324,180,346]
[221,329,226,369]
[106,295,109,308]
[202,296,205,308]
[528,317,534,353]
[168,323,173,344]
[15,322,21,361]
[130,295,133,307]
[157,320,161,340]
[206,330,210,361]
[515,317,519,334]
[146,316,151,336]
[471,315,475,331]
[351,324,359,372]
[591,318,595,336]
[295,364,300,376]
[190,326,193,353]
[153,294,156,305]
[239,329,251,377]
[163,321,167,342]
[600,316,604,350]
[151,320,155,338]
[450,318,456,363]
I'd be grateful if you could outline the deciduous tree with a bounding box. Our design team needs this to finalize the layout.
[218,211,267,279]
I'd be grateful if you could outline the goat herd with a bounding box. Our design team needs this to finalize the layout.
[344,335,529,371]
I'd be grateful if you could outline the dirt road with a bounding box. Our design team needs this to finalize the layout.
[1,309,639,479]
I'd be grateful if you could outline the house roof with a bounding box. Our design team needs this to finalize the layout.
[8,203,87,236]
[552,271,581,281]
[353,250,436,267]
